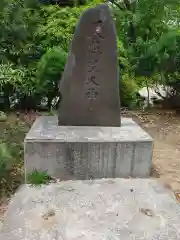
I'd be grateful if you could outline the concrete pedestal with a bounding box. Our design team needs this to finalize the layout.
[24,116,153,180]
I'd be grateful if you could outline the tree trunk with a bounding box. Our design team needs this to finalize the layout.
[145,79,150,108]
[47,97,52,111]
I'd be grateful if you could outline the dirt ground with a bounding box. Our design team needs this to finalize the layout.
[1,110,180,225]
[125,110,180,200]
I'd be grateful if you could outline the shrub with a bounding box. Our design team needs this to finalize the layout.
[36,47,67,109]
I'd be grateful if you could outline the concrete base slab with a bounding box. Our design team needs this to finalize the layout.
[1,179,180,239]
[24,116,153,180]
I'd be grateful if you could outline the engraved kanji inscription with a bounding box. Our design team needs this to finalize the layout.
[88,59,98,65]
[88,35,102,55]
[88,64,98,73]
[85,26,105,95]
[85,88,98,100]
[85,75,100,86]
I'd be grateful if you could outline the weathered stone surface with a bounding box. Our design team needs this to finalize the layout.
[58,4,120,126]
[24,116,153,180]
[1,179,180,239]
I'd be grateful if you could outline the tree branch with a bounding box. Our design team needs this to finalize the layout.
[107,0,125,11]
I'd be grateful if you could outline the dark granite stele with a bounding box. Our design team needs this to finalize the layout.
[58,4,121,127]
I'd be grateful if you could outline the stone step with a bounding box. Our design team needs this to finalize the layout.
[1,178,180,239]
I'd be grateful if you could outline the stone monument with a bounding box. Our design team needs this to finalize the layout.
[24,4,153,180]
[58,4,120,126]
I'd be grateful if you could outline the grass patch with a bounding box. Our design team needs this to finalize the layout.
[27,169,51,185]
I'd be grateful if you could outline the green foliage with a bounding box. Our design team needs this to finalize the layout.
[0,63,24,108]
[27,169,51,185]
[0,0,42,65]
[120,73,138,108]
[36,47,67,108]
[0,63,39,109]
[40,0,103,51]
[0,0,44,109]
[117,39,130,71]
[0,63,25,90]
[112,0,180,82]
[39,5,84,51]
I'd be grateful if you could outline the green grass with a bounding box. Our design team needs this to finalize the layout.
[27,169,51,185]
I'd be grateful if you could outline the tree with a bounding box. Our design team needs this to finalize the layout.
[0,0,44,109]
[111,0,180,78]
[0,0,42,66]
[109,0,180,107]
[39,0,104,51]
